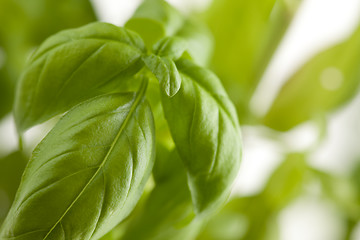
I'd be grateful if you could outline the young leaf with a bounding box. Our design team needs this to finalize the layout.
[142,54,181,97]
[125,0,212,66]
[14,22,146,133]
[125,0,183,48]
[161,59,242,214]
[153,36,187,61]
[264,26,360,131]
[1,89,155,239]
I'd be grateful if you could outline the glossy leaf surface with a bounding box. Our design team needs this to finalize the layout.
[161,59,242,213]
[1,92,155,240]
[14,22,146,132]
[264,26,360,131]
[0,0,96,119]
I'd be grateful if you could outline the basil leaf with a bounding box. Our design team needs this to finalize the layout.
[153,36,187,61]
[14,22,146,133]
[125,0,183,48]
[0,151,27,224]
[123,149,203,240]
[125,0,212,66]
[264,26,360,131]
[204,0,300,121]
[161,59,242,214]
[143,54,181,97]
[1,90,155,239]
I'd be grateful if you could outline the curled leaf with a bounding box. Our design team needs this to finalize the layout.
[161,59,242,214]
[153,36,187,60]
[142,54,181,97]
[1,91,155,239]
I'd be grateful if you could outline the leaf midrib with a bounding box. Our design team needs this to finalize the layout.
[42,84,147,240]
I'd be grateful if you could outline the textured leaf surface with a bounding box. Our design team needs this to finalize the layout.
[161,59,242,213]
[143,54,181,97]
[1,92,155,240]
[264,27,360,131]
[14,22,146,132]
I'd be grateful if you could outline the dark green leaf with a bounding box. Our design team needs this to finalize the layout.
[161,59,242,214]
[1,90,155,239]
[264,26,360,131]
[0,151,27,224]
[14,22,146,132]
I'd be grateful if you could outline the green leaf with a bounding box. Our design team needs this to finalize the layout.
[161,59,242,214]
[153,36,187,60]
[204,0,301,121]
[1,90,155,239]
[142,54,181,97]
[0,151,27,224]
[123,149,203,240]
[261,153,306,210]
[14,22,146,133]
[125,0,212,66]
[264,26,360,131]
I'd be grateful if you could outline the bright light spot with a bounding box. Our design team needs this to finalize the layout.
[279,197,345,240]
[320,67,343,91]
[90,0,141,25]
[231,126,283,196]
[352,222,360,240]
[0,116,18,158]
[280,122,319,151]
[0,47,6,69]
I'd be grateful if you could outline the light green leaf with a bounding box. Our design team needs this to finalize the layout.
[204,0,301,121]
[153,36,187,60]
[14,22,146,133]
[125,0,212,66]
[0,151,27,224]
[123,149,203,240]
[264,26,360,131]
[142,54,181,97]
[161,59,242,214]
[261,153,306,210]
[1,90,155,239]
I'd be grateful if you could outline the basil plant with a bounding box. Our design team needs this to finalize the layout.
[0,0,242,239]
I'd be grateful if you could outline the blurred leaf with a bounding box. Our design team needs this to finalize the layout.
[197,153,306,240]
[204,0,301,122]
[0,151,27,224]
[125,0,213,66]
[264,25,360,131]
[261,153,307,210]
[312,169,360,221]
[122,149,203,240]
